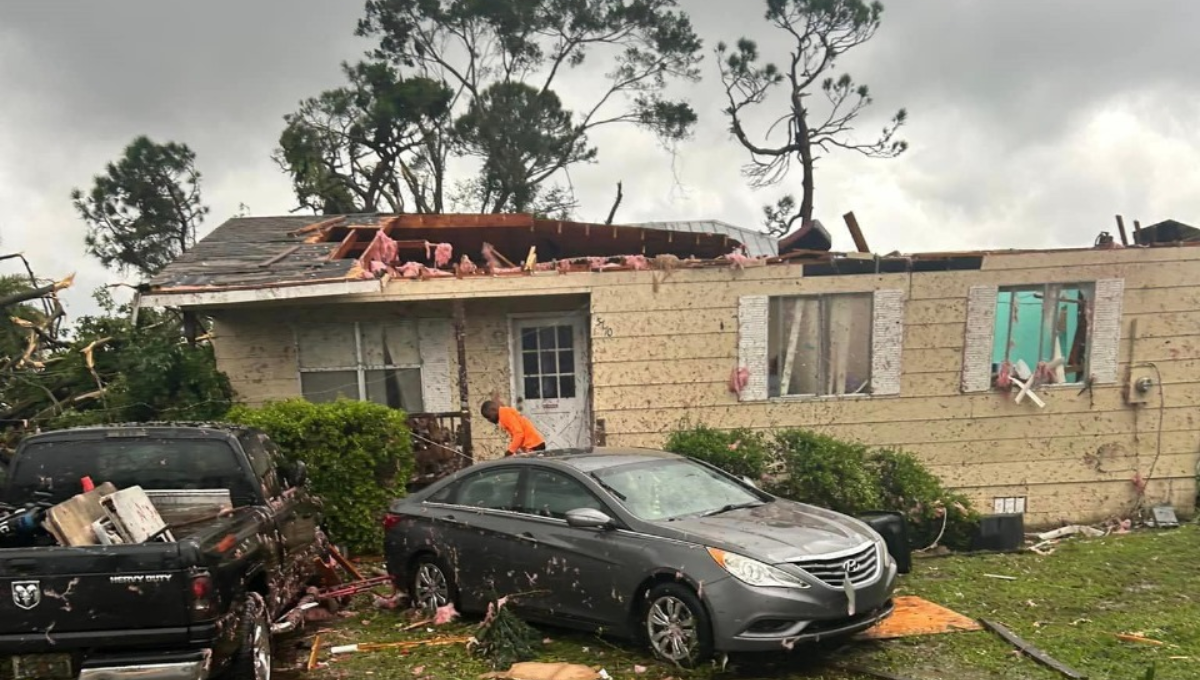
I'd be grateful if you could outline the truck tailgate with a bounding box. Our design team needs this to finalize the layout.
[0,543,192,640]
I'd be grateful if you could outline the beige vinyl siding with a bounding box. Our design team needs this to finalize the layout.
[207,246,1200,527]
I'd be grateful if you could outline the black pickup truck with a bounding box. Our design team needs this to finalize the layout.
[0,424,326,680]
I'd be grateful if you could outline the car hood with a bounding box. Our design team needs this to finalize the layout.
[655,499,879,564]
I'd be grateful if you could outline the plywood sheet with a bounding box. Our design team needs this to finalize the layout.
[43,482,118,547]
[857,596,981,640]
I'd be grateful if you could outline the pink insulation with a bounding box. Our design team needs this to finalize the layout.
[724,251,758,269]
[728,366,750,396]
[433,243,453,268]
[556,259,572,274]
[397,261,424,279]
[588,257,609,271]
[458,255,478,275]
[359,231,399,274]
[624,255,650,270]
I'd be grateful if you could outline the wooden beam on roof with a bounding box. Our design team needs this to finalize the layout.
[329,230,364,260]
[1115,215,1129,246]
[288,216,346,237]
[388,213,535,229]
[258,245,301,268]
[844,211,871,253]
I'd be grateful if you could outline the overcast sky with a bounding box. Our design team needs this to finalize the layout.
[2,1,1199,317]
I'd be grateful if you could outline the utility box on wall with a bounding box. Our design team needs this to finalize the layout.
[1125,366,1157,405]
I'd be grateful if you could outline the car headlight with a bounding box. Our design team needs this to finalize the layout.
[707,548,810,589]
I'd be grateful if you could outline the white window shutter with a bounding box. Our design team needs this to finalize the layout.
[961,285,998,393]
[1089,278,1125,384]
[871,289,906,395]
[737,296,769,402]
[418,318,454,412]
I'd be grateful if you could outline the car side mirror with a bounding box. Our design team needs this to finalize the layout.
[566,508,615,530]
[287,461,308,487]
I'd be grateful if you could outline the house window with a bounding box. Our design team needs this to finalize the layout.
[767,294,873,397]
[295,321,425,412]
[992,283,1093,385]
[518,324,577,400]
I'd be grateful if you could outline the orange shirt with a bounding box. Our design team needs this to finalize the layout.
[497,406,545,455]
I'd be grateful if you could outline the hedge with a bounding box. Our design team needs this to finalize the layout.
[228,398,414,555]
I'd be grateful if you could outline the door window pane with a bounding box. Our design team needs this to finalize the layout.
[456,469,522,510]
[557,325,573,347]
[523,377,541,399]
[541,376,559,399]
[522,352,539,375]
[523,469,604,519]
[559,377,576,399]
[538,327,556,347]
[539,350,557,373]
[300,371,359,402]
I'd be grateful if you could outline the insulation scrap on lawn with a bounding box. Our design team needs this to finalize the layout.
[856,596,981,640]
[479,662,602,680]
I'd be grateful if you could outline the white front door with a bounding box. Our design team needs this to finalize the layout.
[510,315,591,450]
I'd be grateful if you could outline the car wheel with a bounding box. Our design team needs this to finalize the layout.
[225,593,272,680]
[642,583,713,667]
[409,553,456,612]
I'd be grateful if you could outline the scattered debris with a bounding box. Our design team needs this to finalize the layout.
[1150,505,1179,528]
[473,595,543,669]
[857,596,981,640]
[1117,633,1164,646]
[984,573,1018,581]
[1036,525,1105,541]
[307,635,322,671]
[980,618,1087,679]
[479,662,602,680]
[329,635,472,655]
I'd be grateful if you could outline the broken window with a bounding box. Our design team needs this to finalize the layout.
[767,294,873,397]
[296,321,425,412]
[992,283,1092,386]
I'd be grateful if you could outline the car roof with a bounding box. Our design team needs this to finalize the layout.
[525,446,681,473]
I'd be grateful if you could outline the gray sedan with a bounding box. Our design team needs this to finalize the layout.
[383,448,897,665]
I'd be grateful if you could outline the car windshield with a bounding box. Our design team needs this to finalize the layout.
[592,458,763,521]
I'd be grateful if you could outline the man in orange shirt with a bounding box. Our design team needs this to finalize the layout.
[481,400,546,456]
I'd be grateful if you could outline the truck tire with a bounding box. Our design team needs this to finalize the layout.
[225,593,272,680]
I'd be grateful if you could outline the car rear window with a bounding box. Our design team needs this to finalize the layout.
[7,438,254,505]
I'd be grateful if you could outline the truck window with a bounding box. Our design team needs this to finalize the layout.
[7,438,257,505]
[238,431,283,499]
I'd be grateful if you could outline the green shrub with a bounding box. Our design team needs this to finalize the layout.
[873,449,979,550]
[766,429,884,514]
[666,423,979,550]
[664,423,770,480]
[228,398,413,555]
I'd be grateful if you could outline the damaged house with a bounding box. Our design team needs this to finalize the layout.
[139,214,1200,526]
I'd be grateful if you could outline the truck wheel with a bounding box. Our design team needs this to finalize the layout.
[226,593,272,680]
[641,583,713,667]
[409,553,456,612]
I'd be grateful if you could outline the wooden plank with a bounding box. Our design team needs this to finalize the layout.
[929,453,1197,488]
[593,358,734,388]
[590,309,738,338]
[982,246,1200,270]
[44,483,119,547]
[904,323,965,350]
[592,334,735,363]
[979,619,1087,679]
[906,299,967,324]
[902,348,962,374]
[1122,286,1200,315]
[910,431,1198,466]
[595,406,1197,444]
[909,260,1200,300]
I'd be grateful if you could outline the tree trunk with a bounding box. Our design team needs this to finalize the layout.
[796,104,815,230]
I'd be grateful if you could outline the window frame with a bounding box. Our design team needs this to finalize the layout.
[426,466,525,513]
[767,292,875,399]
[992,282,1094,387]
[294,321,425,410]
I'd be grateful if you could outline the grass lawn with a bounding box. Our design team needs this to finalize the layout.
[282,524,1200,680]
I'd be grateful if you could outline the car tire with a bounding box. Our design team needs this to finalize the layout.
[409,553,457,612]
[641,583,714,667]
[225,593,272,680]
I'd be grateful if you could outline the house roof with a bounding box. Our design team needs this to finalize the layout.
[146,213,770,293]
[626,220,777,258]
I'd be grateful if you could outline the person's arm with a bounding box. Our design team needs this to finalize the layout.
[500,409,526,454]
